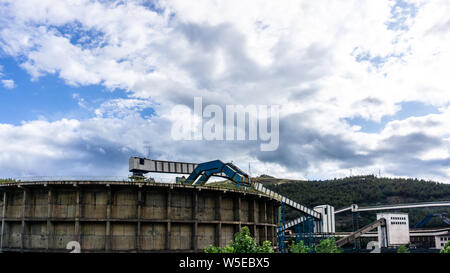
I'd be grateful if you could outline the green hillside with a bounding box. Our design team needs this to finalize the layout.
[0,178,16,184]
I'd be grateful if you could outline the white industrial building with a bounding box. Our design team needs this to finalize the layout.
[435,233,449,250]
[377,212,410,247]
[314,205,335,233]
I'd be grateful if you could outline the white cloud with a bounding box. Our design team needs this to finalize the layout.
[94,98,156,118]
[0,0,449,182]
[1,79,15,89]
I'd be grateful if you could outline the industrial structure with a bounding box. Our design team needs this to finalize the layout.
[376,213,410,247]
[1,156,450,253]
[129,157,330,231]
[0,180,280,252]
[331,202,450,250]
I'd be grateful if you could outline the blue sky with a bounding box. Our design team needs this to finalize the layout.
[0,0,449,182]
[345,101,441,134]
[0,56,155,124]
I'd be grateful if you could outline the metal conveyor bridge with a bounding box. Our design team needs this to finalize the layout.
[129,157,322,220]
[335,201,450,214]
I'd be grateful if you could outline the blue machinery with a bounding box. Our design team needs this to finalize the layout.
[184,160,250,188]
[129,157,327,252]
[414,212,450,229]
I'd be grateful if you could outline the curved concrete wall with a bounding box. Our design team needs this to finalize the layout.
[0,181,279,252]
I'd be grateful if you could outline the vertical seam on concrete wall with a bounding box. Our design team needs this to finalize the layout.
[46,187,52,251]
[234,195,241,233]
[192,189,198,251]
[263,201,268,242]
[165,189,171,250]
[1,191,6,251]
[75,186,80,245]
[215,193,222,247]
[105,186,111,251]
[252,198,257,242]
[136,187,142,252]
[21,188,26,252]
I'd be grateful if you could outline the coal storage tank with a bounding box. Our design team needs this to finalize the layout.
[0,181,280,252]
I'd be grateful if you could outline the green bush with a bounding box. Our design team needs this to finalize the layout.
[314,238,341,253]
[397,245,410,253]
[290,240,311,253]
[231,226,260,253]
[259,241,275,253]
[440,241,450,253]
[204,245,234,253]
[204,226,274,253]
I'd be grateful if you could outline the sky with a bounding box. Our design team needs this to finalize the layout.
[0,0,449,182]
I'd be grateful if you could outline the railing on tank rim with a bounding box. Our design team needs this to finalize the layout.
[0,176,266,196]
[2,176,180,183]
[11,176,131,182]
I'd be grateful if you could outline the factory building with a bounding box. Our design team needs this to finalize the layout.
[377,212,410,247]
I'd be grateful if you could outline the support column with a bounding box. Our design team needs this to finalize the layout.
[264,226,268,243]
[250,198,257,238]
[249,198,255,222]
[191,190,198,250]
[136,187,142,252]
[105,186,112,251]
[272,226,276,245]
[234,196,241,233]
[215,193,222,247]
[273,204,278,244]
[165,189,171,250]
[263,201,267,222]
[46,187,53,250]
[1,191,6,251]
[253,201,258,242]
[20,188,27,252]
[263,201,268,241]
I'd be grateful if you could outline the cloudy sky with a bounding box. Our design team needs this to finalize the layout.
[0,0,449,182]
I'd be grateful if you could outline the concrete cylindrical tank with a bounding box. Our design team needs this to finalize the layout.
[0,181,280,252]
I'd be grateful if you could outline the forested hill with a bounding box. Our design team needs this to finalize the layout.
[257,175,450,231]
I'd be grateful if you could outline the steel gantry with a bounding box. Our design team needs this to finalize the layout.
[129,157,331,252]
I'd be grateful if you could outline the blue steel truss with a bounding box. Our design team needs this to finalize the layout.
[185,160,251,188]
[277,203,287,253]
[352,212,361,249]
[295,215,317,248]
